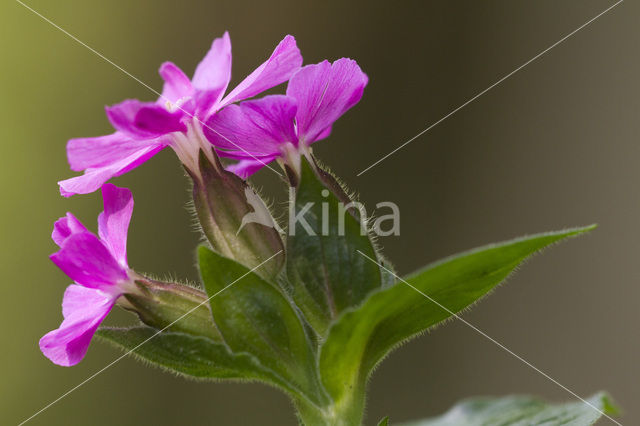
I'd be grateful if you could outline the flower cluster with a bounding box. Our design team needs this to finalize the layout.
[43,32,367,366]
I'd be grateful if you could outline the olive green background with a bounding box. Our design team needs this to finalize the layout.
[1,0,637,424]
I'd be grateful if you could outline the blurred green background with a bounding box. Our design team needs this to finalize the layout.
[2,0,637,424]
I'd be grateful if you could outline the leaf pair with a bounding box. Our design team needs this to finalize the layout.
[100,247,327,406]
[197,247,327,404]
[97,155,607,425]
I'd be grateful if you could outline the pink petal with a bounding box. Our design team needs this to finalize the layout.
[225,155,279,179]
[52,213,88,247]
[134,105,187,135]
[219,35,302,109]
[40,285,117,366]
[194,87,226,118]
[192,32,232,93]
[315,125,332,141]
[106,100,185,138]
[286,58,368,144]
[50,232,129,289]
[205,95,297,156]
[191,32,232,113]
[67,132,154,172]
[106,99,157,138]
[98,184,133,267]
[159,61,193,104]
[59,143,165,197]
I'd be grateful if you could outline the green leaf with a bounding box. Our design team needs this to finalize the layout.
[198,246,327,405]
[399,392,618,426]
[319,226,595,406]
[286,157,382,335]
[377,416,390,426]
[96,326,293,392]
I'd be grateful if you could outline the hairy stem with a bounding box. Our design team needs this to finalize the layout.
[295,386,366,426]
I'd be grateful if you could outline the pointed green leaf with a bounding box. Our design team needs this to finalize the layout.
[96,326,294,392]
[377,416,390,426]
[399,392,618,426]
[287,157,382,335]
[198,246,327,404]
[319,226,595,404]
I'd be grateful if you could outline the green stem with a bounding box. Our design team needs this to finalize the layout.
[295,387,366,426]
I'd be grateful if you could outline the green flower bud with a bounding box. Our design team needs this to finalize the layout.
[189,149,285,280]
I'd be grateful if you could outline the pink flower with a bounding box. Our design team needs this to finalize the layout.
[40,184,136,366]
[204,58,368,178]
[59,32,302,196]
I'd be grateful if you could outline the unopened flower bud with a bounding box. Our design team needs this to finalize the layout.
[189,149,285,280]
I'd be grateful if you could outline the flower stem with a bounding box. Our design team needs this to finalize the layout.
[295,388,366,426]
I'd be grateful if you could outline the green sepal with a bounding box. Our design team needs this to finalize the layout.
[190,149,285,280]
[122,279,221,341]
[319,226,596,412]
[198,245,328,406]
[286,157,382,336]
[399,392,618,426]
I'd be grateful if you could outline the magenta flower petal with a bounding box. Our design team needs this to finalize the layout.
[106,99,157,138]
[134,105,187,135]
[106,100,186,138]
[206,95,297,156]
[40,285,117,366]
[97,184,133,267]
[192,32,232,94]
[52,213,88,247]
[194,86,226,119]
[67,132,158,172]
[59,143,165,197]
[219,35,302,109]
[225,155,279,179]
[315,125,333,141]
[191,32,232,114]
[287,58,368,144]
[159,61,193,104]
[50,232,129,289]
